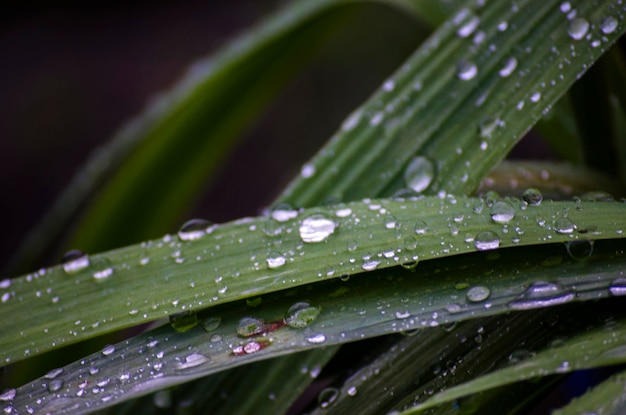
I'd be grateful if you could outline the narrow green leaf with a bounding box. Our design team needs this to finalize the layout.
[552,368,626,415]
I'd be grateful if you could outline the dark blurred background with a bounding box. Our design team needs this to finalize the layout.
[0,1,424,272]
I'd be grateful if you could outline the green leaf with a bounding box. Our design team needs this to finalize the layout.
[552,368,626,415]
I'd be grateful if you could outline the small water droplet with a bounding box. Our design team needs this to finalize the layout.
[600,16,618,34]
[404,156,435,193]
[609,277,626,296]
[362,260,381,271]
[237,317,266,337]
[395,310,411,319]
[89,366,100,375]
[306,332,327,344]
[478,116,502,138]
[522,188,543,205]
[266,252,286,269]
[0,389,16,402]
[44,368,63,379]
[62,249,89,274]
[318,388,339,408]
[91,257,113,281]
[457,16,480,38]
[0,279,10,289]
[560,2,571,13]
[414,220,428,235]
[554,217,576,234]
[568,17,590,40]
[301,163,315,178]
[490,201,515,224]
[347,386,358,396]
[299,214,337,243]
[102,344,115,356]
[202,317,221,332]
[335,207,352,218]
[474,230,500,251]
[270,204,299,222]
[565,240,593,261]
[509,281,574,310]
[499,57,518,77]
[176,353,210,370]
[169,310,198,333]
[530,92,542,102]
[384,215,398,230]
[457,60,478,81]
[47,379,64,392]
[466,286,491,302]
[178,219,212,241]
[284,301,321,328]
[382,79,395,92]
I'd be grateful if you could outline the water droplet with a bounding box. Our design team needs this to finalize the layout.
[581,191,614,201]
[89,366,100,375]
[169,310,198,333]
[457,60,478,81]
[490,201,515,224]
[341,110,362,131]
[478,116,502,138]
[335,207,352,218]
[499,57,518,77]
[457,16,480,38]
[270,204,299,222]
[522,188,543,205]
[102,344,115,356]
[395,310,411,319]
[47,379,64,392]
[237,317,266,337]
[266,252,286,269]
[565,240,593,261]
[299,214,337,243]
[178,219,212,241]
[600,16,618,34]
[384,215,398,230]
[567,17,590,40]
[306,332,327,344]
[91,257,113,281]
[201,317,221,333]
[284,301,321,328]
[362,260,380,271]
[44,368,63,379]
[301,163,315,178]
[62,249,89,274]
[176,353,209,370]
[414,220,428,235]
[554,217,576,234]
[404,156,435,192]
[318,388,339,408]
[609,277,626,296]
[382,79,395,92]
[474,230,500,251]
[0,389,16,402]
[0,279,10,289]
[530,92,542,102]
[466,286,491,302]
[347,386,358,396]
[403,236,418,251]
[560,2,571,13]
[509,281,575,310]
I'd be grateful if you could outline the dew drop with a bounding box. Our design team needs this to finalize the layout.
[478,116,502,138]
[457,16,480,38]
[457,60,478,81]
[176,353,209,370]
[266,252,286,269]
[47,379,64,392]
[44,368,64,379]
[384,215,398,230]
[62,250,89,274]
[609,277,626,296]
[395,310,411,319]
[474,230,500,251]
[414,220,428,235]
[560,2,571,13]
[466,286,491,302]
[299,215,337,243]
[404,156,435,193]
[0,279,10,289]
[178,219,212,241]
[499,57,518,77]
[565,240,593,261]
[554,217,576,234]
[362,260,381,271]
[600,16,618,34]
[91,257,113,281]
[567,17,590,40]
[530,92,542,102]
[270,204,299,222]
[237,317,266,337]
[318,388,339,409]
[490,201,515,224]
[522,188,543,205]
[169,310,198,333]
[284,301,321,329]
[347,386,358,396]
[306,332,327,344]
[202,317,221,332]
[301,163,315,178]
[102,344,115,356]
[0,389,16,402]
[509,281,575,310]
[403,236,418,251]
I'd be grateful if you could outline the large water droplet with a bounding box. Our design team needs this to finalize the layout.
[565,240,593,261]
[0,389,16,402]
[498,57,518,78]
[178,219,213,241]
[47,379,64,392]
[270,204,299,222]
[362,260,381,271]
[522,188,543,205]
[299,215,337,243]
[457,15,480,38]
[176,353,210,370]
[0,279,10,289]
[91,257,113,281]
[567,17,590,40]
[457,60,478,81]
[102,344,115,356]
[306,332,327,344]
[509,281,575,310]
[169,310,198,333]
[466,286,491,302]
[554,217,576,234]
[266,252,286,269]
[474,230,500,251]
[490,201,515,224]
[600,16,618,34]
[284,301,321,328]
[62,250,89,274]
[318,388,339,409]
[404,156,435,193]
[414,220,428,235]
[237,317,266,337]
[202,317,221,332]
[609,277,626,296]
[44,368,64,379]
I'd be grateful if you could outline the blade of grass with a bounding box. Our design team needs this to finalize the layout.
[551,368,626,415]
